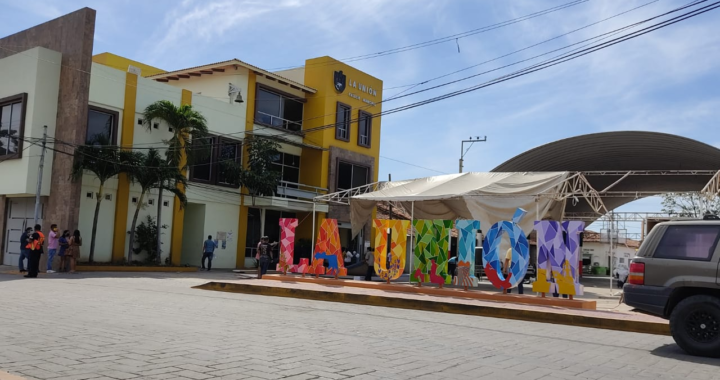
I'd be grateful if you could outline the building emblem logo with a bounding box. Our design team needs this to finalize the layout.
[334,70,346,93]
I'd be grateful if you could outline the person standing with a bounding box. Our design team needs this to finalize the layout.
[67,230,82,274]
[256,236,276,279]
[343,247,352,266]
[58,231,70,273]
[201,235,217,271]
[364,247,375,281]
[24,231,44,278]
[18,227,32,273]
[46,224,59,273]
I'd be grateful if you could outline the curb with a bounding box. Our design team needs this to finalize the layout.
[77,266,198,272]
[193,281,671,336]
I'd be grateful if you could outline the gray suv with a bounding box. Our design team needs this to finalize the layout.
[624,220,720,358]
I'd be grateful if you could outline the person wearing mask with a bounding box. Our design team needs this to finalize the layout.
[364,247,375,281]
[46,224,59,273]
[18,227,32,273]
[24,230,44,278]
[201,235,218,271]
[67,230,82,274]
[58,230,70,273]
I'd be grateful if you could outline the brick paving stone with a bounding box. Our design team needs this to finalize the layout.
[0,272,718,380]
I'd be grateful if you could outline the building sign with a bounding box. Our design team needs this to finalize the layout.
[333,71,378,106]
[333,71,346,93]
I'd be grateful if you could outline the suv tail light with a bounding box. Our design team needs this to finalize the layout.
[628,262,645,285]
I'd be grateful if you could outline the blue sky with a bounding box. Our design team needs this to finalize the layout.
[2,0,719,230]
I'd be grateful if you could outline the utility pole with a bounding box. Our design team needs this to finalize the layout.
[459,136,487,173]
[388,173,392,219]
[33,125,48,226]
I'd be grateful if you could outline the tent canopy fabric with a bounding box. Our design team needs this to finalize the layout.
[350,172,570,237]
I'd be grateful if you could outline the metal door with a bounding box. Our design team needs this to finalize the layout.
[3,198,42,266]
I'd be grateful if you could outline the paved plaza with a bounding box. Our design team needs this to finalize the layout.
[0,271,718,380]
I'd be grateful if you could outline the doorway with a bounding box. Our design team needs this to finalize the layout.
[180,203,205,266]
[4,198,42,266]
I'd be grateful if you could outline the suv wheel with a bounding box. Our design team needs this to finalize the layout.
[669,295,720,358]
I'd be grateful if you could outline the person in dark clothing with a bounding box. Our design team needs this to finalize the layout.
[201,235,218,271]
[18,227,32,273]
[25,231,44,278]
[256,236,277,279]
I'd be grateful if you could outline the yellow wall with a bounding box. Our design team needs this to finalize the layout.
[111,72,138,262]
[169,89,193,265]
[93,52,166,77]
[302,56,383,187]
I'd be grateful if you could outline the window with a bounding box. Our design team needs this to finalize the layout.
[0,93,26,158]
[357,111,371,148]
[86,106,118,145]
[653,225,720,261]
[337,161,369,191]
[271,152,300,187]
[189,135,242,187]
[254,86,304,132]
[335,102,351,141]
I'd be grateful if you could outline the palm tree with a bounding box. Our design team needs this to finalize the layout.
[142,100,209,262]
[125,149,187,263]
[71,135,133,263]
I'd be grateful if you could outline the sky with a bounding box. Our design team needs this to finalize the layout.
[2,0,719,234]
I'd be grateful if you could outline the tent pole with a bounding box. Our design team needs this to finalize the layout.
[410,201,415,284]
[312,202,316,260]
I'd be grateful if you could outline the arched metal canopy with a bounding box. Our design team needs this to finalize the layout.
[492,131,720,215]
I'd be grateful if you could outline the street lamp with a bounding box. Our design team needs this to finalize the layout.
[459,136,487,173]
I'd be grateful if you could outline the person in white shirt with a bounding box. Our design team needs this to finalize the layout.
[344,247,353,265]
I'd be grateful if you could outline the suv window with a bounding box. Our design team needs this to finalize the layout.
[653,225,720,261]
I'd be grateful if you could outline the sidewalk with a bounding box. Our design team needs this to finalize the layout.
[194,274,669,336]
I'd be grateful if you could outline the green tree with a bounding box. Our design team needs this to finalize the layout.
[142,101,209,262]
[71,136,133,263]
[223,136,281,205]
[125,149,187,263]
[661,192,720,218]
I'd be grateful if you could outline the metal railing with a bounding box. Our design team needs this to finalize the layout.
[276,180,327,200]
[255,111,302,132]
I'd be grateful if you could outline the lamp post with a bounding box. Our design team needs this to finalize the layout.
[459,136,487,173]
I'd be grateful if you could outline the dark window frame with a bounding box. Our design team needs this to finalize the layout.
[189,135,242,188]
[336,159,371,191]
[335,102,351,142]
[653,225,720,262]
[86,105,119,145]
[271,152,301,187]
[253,83,306,134]
[357,110,372,148]
[0,93,28,160]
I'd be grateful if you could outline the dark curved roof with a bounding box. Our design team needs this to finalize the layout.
[492,131,720,214]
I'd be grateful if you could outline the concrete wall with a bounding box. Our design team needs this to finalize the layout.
[0,47,61,197]
[582,241,637,272]
[0,7,96,237]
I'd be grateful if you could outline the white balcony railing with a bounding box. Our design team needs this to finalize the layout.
[255,111,302,132]
[276,180,327,200]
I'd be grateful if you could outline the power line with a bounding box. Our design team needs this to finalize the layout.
[268,0,590,70]
[380,156,448,175]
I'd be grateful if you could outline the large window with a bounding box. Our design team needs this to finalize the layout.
[0,94,26,157]
[357,111,372,148]
[86,106,118,145]
[272,152,300,186]
[653,225,720,261]
[337,161,369,191]
[189,136,242,187]
[254,86,304,132]
[335,102,351,141]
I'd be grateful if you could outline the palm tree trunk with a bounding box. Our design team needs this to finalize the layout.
[156,185,163,264]
[128,190,145,264]
[89,183,104,263]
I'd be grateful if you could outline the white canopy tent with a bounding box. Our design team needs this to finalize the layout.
[343,172,589,236]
